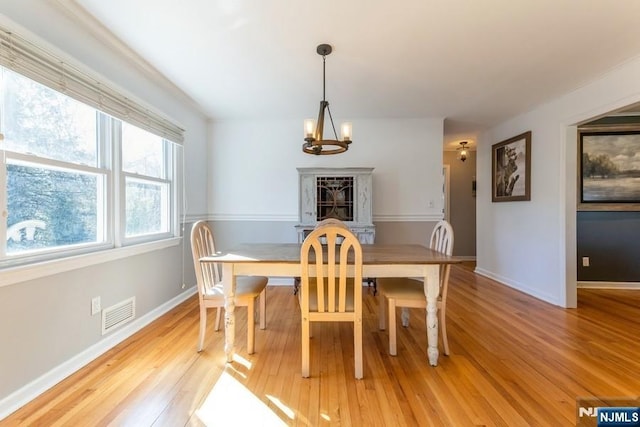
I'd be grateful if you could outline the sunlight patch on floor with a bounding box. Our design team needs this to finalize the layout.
[219,353,253,379]
[196,371,287,426]
[232,353,253,369]
[266,394,295,420]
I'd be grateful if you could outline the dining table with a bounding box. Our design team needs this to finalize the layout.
[200,242,460,366]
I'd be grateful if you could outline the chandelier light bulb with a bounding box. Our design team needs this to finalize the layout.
[304,119,316,139]
[341,122,352,142]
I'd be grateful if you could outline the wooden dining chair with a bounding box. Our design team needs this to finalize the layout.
[378,220,454,356]
[190,220,267,354]
[293,218,349,295]
[316,218,377,294]
[299,223,364,379]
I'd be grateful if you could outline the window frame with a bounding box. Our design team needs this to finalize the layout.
[0,68,183,274]
[2,149,113,258]
[120,135,176,246]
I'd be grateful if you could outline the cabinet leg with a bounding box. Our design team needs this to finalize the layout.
[367,278,377,295]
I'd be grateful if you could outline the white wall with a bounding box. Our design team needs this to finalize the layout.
[476,54,640,307]
[209,118,445,223]
[0,1,208,417]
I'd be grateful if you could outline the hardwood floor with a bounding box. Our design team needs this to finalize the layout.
[4,263,640,426]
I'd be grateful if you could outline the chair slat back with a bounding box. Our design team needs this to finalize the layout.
[190,221,222,296]
[315,218,349,229]
[300,224,362,314]
[429,220,454,290]
[430,220,454,256]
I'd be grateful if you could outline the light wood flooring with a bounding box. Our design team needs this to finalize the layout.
[4,263,640,426]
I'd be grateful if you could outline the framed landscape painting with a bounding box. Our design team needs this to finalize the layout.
[492,131,531,202]
[579,129,640,210]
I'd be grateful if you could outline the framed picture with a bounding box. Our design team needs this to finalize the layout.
[492,131,531,202]
[579,128,640,211]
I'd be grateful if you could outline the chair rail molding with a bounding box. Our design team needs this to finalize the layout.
[374,214,443,222]
[209,213,299,222]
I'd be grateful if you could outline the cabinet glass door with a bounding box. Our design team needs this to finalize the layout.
[316,176,354,221]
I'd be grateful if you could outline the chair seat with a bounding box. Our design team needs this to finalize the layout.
[377,278,441,301]
[203,276,268,300]
[306,278,356,312]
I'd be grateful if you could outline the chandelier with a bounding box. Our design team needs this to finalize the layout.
[303,44,352,155]
[458,141,469,162]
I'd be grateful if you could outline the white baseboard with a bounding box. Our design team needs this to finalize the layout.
[474,267,560,306]
[578,281,640,289]
[0,287,197,421]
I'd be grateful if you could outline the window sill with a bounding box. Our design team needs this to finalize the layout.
[0,237,182,289]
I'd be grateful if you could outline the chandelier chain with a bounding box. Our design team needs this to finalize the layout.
[322,54,326,102]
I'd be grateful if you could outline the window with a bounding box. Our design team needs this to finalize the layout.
[121,122,172,240]
[2,68,106,258]
[0,66,181,267]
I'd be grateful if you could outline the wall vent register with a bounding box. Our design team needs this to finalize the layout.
[102,297,136,335]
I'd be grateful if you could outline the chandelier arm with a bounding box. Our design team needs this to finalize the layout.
[315,101,328,141]
[326,104,339,141]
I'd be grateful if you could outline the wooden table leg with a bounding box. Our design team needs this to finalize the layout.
[222,263,236,363]
[424,265,439,366]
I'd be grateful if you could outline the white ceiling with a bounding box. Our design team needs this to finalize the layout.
[64,0,640,150]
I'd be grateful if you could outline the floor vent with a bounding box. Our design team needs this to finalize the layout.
[102,297,136,335]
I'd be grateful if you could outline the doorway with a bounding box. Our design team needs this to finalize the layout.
[442,151,477,258]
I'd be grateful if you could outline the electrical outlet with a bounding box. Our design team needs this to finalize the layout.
[91,296,101,315]
[582,256,590,267]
